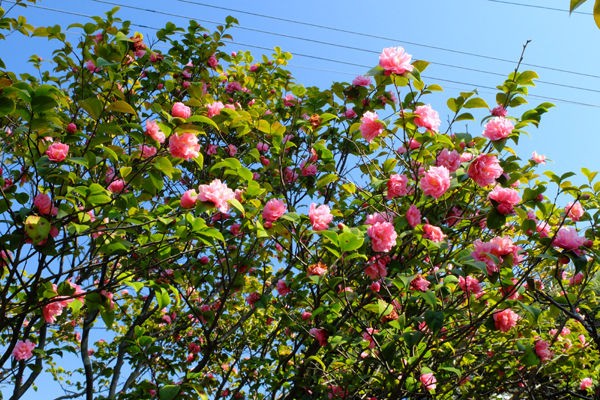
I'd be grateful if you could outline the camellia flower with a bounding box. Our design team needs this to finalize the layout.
[488,186,521,215]
[307,261,327,276]
[483,116,514,141]
[352,75,372,86]
[197,179,236,213]
[139,144,157,159]
[46,142,69,162]
[360,111,385,143]
[458,275,482,296]
[107,179,125,194]
[534,339,553,362]
[565,201,584,221]
[367,221,397,253]
[406,205,422,228]
[420,166,451,199]
[531,151,546,164]
[468,154,503,187]
[309,328,328,347]
[171,102,191,119]
[379,46,413,75]
[12,340,36,361]
[263,199,286,222]
[386,173,409,199]
[414,104,441,132]
[423,224,445,243]
[553,227,586,251]
[145,120,165,143]
[436,149,461,172]
[411,275,430,292]
[472,236,521,275]
[308,203,333,231]
[493,308,519,332]
[420,372,437,392]
[206,101,225,118]
[169,132,200,160]
[34,193,57,216]
[364,255,389,280]
[580,377,593,391]
[276,279,291,296]
[180,189,198,209]
[43,300,66,324]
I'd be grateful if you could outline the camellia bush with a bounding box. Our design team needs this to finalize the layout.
[1,3,600,399]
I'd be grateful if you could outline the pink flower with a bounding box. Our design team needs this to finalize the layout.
[458,276,482,295]
[406,205,421,228]
[386,174,409,199]
[360,111,384,143]
[46,142,69,162]
[352,75,372,86]
[169,132,200,160]
[283,94,296,107]
[570,272,584,286]
[344,108,357,119]
[171,102,191,119]
[366,211,394,225]
[66,122,77,134]
[411,275,430,292]
[107,179,125,193]
[309,203,333,231]
[263,199,286,222]
[256,142,269,153]
[276,279,291,296]
[414,104,441,132]
[483,117,513,141]
[139,144,157,158]
[493,308,519,332]
[553,227,586,251]
[180,189,198,209]
[566,201,584,221]
[436,149,461,172]
[300,162,317,177]
[420,372,437,391]
[43,300,65,323]
[472,236,521,275]
[12,340,36,361]
[488,186,521,215]
[246,292,261,307]
[362,328,379,349]
[379,46,413,75]
[367,221,397,253]
[145,120,165,143]
[420,166,450,199]
[309,328,328,346]
[490,105,507,117]
[364,255,389,280]
[207,54,218,68]
[423,224,445,243]
[197,179,236,213]
[284,167,298,183]
[34,193,56,216]
[307,262,327,277]
[531,151,546,164]
[580,377,593,390]
[207,101,224,117]
[534,340,553,362]
[226,81,243,93]
[85,60,99,73]
[468,154,503,187]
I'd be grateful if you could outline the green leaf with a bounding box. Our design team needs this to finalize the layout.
[338,231,364,252]
[487,209,506,230]
[463,97,489,109]
[0,96,15,117]
[108,100,136,115]
[159,385,180,400]
[424,310,444,332]
[570,0,588,12]
[101,309,114,328]
[80,97,103,119]
[187,115,219,131]
[595,0,600,28]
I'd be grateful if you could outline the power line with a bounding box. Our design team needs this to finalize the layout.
[9,2,600,108]
[85,0,600,94]
[488,0,592,15]
[173,0,600,80]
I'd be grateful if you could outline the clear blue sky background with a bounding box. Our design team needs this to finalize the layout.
[1,0,599,398]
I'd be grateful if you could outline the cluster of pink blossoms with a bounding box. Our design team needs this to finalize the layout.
[458,275,482,296]
[472,236,521,275]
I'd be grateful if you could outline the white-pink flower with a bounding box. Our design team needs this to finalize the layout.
[197,179,236,213]
[379,47,413,75]
[309,203,333,231]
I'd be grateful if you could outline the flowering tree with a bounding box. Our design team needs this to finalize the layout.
[0,3,599,399]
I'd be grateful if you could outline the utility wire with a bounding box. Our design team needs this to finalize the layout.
[9,2,600,108]
[173,0,600,80]
[86,0,600,94]
[488,0,592,14]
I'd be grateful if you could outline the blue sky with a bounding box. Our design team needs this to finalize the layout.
[1,0,599,398]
